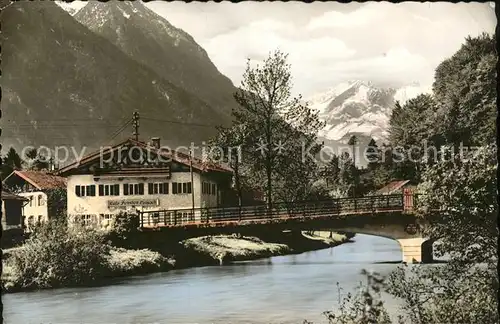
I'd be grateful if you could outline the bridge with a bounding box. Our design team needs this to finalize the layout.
[138,193,434,263]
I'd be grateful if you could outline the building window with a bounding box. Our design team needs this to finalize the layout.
[148,182,169,195]
[75,185,96,197]
[99,184,120,196]
[202,182,217,195]
[37,215,43,224]
[100,214,114,220]
[123,183,144,196]
[81,214,97,226]
[172,182,191,194]
[29,196,33,207]
[38,195,44,206]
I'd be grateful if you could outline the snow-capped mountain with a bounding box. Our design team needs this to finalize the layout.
[306,80,431,143]
[55,1,86,16]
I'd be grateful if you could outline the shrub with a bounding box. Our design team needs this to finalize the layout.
[7,219,111,290]
[107,212,140,247]
[303,271,391,324]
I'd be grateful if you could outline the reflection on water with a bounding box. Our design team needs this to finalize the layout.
[3,234,405,324]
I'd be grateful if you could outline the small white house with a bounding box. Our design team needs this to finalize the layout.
[56,137,233,228]
[3,170,67,230]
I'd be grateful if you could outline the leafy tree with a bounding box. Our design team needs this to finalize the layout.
[384,143,498,324]
[232,50,294,209]
[46,188,67,220]
[416,144,497,263]
[26,147,50,171]
[1,147,24,179]
[389,95,437,149]
[108,212,141,248]
[208,123,250,208]
[273,103,325,203]
[323,154,341,188]
[433,32,496,146]
[388,95,439,182]
[229,49,325,206]
[365,138,380,171]
[337,152,357,197]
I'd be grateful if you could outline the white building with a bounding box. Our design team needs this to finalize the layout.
[3,170,67,230]
[56,137,233,228]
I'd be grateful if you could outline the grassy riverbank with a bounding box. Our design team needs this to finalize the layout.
[180,231,351,266]
[181,235,291,265]
[1,246,176,293]
[1,226,351,293]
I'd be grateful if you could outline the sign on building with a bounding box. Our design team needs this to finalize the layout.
[107,199,159,208]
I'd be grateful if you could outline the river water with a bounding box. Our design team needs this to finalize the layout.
[3,234,407,324]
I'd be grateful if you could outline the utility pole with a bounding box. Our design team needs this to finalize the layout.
[132,111,139,141]
[348,135,357,198]
[189,147,195,221]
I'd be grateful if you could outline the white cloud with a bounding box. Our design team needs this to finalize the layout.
[306,2,391,30]
[60,1,495,97]
[203,19,356,92]
[323,48,432,84]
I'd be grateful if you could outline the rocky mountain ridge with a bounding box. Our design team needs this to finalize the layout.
[0,1,232,156]
[306,80,431,143]
[74,1,238,117]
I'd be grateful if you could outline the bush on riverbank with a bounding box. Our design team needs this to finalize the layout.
[106,212,141,248]
[4,220,110,291]
[1,220,176,292]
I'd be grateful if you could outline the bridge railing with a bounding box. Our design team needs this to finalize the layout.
[139,194,409,228]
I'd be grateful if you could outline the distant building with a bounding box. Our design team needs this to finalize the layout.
[1,189,28,230]
[375,180,416,195]
[3,170,67,229]
[56,138,233,228]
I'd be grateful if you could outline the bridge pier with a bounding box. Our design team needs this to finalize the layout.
[397,238,433,263]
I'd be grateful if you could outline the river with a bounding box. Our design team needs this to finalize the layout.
[3,234,407,324]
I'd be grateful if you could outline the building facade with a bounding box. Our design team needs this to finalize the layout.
[3,170,67,230]
[56,138,233,228]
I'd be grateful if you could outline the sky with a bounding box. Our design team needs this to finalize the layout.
[61,1,496,98]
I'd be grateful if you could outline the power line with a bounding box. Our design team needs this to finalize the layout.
[1,117,225,129]
[141,116,224,128]
[2,118,129,122]
[1,124,127,129]
[106,118,133,146]
[0,117,131,129]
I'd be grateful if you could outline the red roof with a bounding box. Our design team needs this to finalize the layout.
[376,180,411,194]
[5,170,67,190]
[57,138,233,175]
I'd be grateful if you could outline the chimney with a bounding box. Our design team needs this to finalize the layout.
[151,137,160,149]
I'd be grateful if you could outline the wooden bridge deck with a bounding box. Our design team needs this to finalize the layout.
[139,193,418,229]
